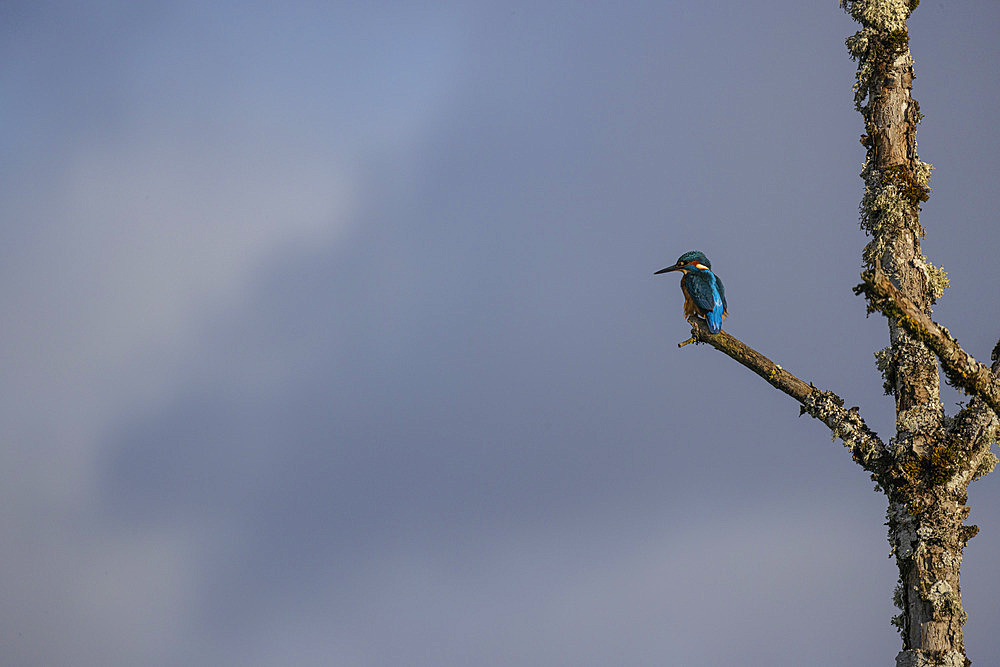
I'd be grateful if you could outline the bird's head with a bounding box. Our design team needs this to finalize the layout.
[654,250,712,275]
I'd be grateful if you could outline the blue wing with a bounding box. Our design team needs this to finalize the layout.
[682,273,719,314]
[683,272,726,333]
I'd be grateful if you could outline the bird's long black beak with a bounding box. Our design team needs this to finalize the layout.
[654,265,681,275]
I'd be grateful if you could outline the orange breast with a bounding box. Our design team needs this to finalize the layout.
[683,293,699,318]
[680,282,700,318]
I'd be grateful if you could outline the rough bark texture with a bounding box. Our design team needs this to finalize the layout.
[856,272,1000,418]
[671,3,1000,665]
[843,2,970,664]
[681,318,889,474]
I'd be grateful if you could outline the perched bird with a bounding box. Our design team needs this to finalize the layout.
[655,250,728,333]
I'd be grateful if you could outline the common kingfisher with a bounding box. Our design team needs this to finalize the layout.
[655,250,728,333]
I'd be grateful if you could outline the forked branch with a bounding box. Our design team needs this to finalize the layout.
[855,270,1000,418]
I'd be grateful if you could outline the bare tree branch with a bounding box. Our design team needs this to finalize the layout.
[855,270,1000,418]
[680,317,889,476]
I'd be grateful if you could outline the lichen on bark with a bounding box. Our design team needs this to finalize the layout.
[841,1,993,665]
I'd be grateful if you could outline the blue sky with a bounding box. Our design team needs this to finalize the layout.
[2,2,999,665]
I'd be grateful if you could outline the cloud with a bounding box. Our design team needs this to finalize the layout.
[188,502,894,667]
[0,122,356,666]
[1,124,356,485]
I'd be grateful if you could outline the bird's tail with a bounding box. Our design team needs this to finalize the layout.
[706,308,724,334]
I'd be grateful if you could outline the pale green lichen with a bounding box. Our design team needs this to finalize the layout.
[858,157,932,268]
[896,404,944,438]
[802,390,886,472]
[859,161,902,264]
[846,2,929,258]
[842,0,913,32]
[973,450,998,481]
[875,346,896,394]
[843,0,915,109]
[925,580,966,624]
[912,254,949,302]
[887,501,918,558]
[846,28,879,111]
[938,549,962,570]
[846,27,875,60]
[861,163,907,232]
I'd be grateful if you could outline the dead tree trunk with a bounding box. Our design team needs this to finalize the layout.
[843,2,996,663]
[669,3,1000,665]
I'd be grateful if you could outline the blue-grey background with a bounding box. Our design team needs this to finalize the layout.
[2,2,998,665]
